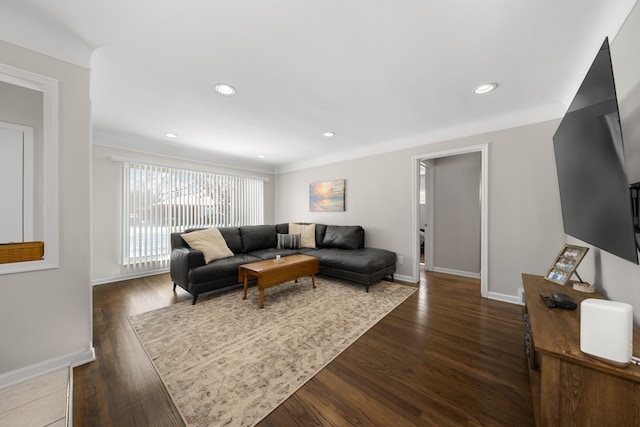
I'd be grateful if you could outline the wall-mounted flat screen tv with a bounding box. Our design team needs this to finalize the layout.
[553,38,638,264]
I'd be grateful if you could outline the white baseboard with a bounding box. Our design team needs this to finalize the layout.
[92,268,169,285]
[487,291,521,305]
[0,347,95,389]
[432,267,481,279]
[392,274,413,283]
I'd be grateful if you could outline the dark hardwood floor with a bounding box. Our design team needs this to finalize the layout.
[73,271,534,426]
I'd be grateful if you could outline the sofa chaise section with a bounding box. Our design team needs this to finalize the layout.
[305,247,397,290]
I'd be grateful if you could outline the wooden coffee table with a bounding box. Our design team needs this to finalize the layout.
[239,254,320,308]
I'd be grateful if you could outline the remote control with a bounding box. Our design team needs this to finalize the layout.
[539,293,557,308]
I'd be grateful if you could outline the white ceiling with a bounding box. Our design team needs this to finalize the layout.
[1,0,638,173]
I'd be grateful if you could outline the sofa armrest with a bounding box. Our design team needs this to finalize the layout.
[170,247,205,287]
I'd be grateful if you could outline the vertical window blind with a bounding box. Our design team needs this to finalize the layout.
[122,161,264,272]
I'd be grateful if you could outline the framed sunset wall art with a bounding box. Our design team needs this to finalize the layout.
[309,179,345,212]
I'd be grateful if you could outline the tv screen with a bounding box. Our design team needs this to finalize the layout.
[553,38,638,264]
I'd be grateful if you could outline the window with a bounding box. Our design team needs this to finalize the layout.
[122,161,264,271]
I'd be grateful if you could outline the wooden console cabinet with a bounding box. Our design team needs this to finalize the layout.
[522,274,640,426]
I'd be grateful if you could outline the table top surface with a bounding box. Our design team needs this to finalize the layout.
[239,254,318,273]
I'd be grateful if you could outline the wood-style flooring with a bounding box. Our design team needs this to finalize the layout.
[73,271,534,426]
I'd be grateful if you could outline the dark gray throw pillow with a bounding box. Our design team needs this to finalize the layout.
[277,233,301,249]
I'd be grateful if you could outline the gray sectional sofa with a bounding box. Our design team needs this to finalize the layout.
[170,223,396,304]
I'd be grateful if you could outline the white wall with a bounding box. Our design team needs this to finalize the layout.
[487,122,565,296]
[276,119,565,297]
[573,2,640,325]
[91,141,276,283]
[0,40,93,386]
[432,152,481,275]
[276,152,409,264]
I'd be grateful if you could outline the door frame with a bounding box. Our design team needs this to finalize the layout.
[420,160,435,271]
[411,143,489,297]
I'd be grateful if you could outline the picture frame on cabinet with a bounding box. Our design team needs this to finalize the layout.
[544,244,589,286]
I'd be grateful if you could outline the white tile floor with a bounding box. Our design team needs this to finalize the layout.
[0,367,69,427]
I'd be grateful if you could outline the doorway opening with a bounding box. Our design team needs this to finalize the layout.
[418,160,434,272]
[411,144,488,297]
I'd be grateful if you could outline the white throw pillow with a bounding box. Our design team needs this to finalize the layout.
[181,227,234,263]
[288,223,316,248]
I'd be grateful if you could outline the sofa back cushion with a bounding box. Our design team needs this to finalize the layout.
[217,227,243,254]
[321,225,364,249]
[172,228,211,249]
[314,223,328,245]
[240,225,277,253]
[170,232,189,250]
[178,227,243,254]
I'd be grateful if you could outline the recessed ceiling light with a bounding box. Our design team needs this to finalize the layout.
[214,83,236,96]
[258,155,265,158]
[323,131,335,137]
[474,83,498,95]
[165,133,178,138]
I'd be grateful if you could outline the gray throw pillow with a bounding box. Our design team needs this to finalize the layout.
[277,233,301,249]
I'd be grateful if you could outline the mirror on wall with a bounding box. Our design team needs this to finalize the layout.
[0,64,58,273]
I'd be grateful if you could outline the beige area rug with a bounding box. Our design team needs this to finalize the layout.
[129,276,416,427]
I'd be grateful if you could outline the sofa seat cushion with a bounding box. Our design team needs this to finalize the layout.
[188,254,262,284]
[305,248,396,274]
